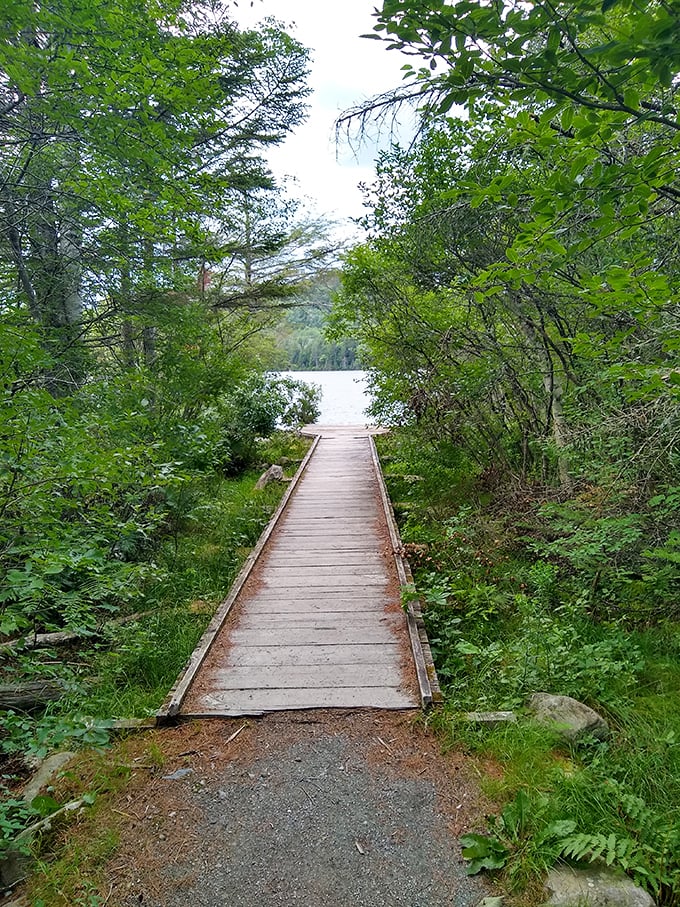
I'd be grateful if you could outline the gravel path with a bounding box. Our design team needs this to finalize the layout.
[112,711,488,907]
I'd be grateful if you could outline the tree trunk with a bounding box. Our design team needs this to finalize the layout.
[142,325,157,368]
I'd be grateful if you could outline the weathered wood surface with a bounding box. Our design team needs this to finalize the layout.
[178,427,420,716]
[0,680,65,712]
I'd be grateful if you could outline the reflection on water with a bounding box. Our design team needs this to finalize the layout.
[280,370,372,425]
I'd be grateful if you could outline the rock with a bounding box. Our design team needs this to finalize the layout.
[162,767,194,781]
[0,847,32,888]
[22,751,76,803]
[476,898,504,907]
[528,693,610,742]
[255,464,285,490]
[543,866,655,906]
[466,711,517,728]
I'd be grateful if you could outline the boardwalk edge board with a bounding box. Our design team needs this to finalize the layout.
[156,434,321,724]
[369,436,443,708]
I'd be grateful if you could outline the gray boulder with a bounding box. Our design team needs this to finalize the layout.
[528,693,610,742]
[543,866,655,906]
[255,464,285,490]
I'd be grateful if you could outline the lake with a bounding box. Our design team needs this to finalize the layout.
[280,370,373,425]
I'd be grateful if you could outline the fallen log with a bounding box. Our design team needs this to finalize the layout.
[0,610,151,658]
[0,680,65,712]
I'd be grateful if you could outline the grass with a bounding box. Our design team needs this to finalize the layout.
[377,429,680,905]
[58,434,310,723]
[26,738,167,906]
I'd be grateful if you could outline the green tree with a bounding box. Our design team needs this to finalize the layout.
[0,0,310,389]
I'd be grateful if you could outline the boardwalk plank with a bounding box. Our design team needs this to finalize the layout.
[245,598,391,613]
[212,664,404,689]
[194,687,416,712]
[256,575,387,590]
[260,566,388,579]
[228,625,395,646]
[238,612,397,629]
[226,642,401,667]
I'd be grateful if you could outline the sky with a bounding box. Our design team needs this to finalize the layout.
[233,0,415,236]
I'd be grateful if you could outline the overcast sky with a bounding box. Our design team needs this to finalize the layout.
[233,0,415,236]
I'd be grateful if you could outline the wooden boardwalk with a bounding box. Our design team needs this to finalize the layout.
[162,427,430,719]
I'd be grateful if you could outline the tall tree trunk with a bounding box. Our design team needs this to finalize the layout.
[518,310,572,490]
[142,325,157,368]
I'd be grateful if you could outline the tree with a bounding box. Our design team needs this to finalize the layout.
[0,0,310,389]
[334,0,680,487]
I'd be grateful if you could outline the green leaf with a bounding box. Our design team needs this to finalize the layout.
[30,795,61,817]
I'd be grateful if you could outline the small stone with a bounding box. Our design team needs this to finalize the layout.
[528,693,610,742]
[162,768,194,781]
[476,898,504,907]
[543,866,655,906]
[465,711,517,728]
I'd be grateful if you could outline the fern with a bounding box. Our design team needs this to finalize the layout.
[559,831,637,867]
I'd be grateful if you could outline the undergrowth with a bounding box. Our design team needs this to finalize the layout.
[379,429,680,905]
[0,431,310,862]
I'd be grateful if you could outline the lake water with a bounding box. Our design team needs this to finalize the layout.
[280,370,373,425]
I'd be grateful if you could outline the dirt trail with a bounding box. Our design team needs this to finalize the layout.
[25,711,491,906]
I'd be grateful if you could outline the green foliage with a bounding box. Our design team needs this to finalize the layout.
[0,433,307,860]
[266,274,360,370]
[381,428,680,902]
[0,791,33,859]
[460,832,509,875]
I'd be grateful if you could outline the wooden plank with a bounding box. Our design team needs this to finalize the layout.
[238,612,397,629]
[281,520,378,529]
[266,540,376,550]
[259,566,388,579]
[249,594,394,607]
[228,625,395,646]
[257,575,386,589]
[246,598,389,613]
[211,663,404,689]
[189,686,417,713]
[263,553,386,567]
[226,642,402,667]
